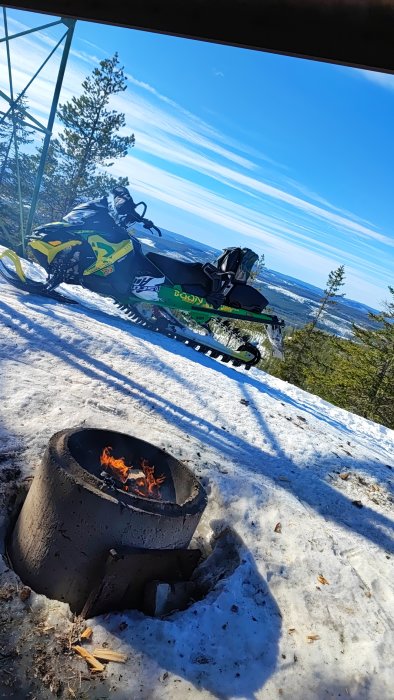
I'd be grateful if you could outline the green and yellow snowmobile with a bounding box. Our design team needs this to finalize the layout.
[0,190,284,368]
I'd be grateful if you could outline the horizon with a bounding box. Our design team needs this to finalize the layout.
[0,7,393,308]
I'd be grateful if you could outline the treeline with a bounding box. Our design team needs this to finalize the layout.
[214,265,393,430]
[0,53,134,251]
[261,267,393,430]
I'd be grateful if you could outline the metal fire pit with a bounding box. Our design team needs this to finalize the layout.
[8,428,207,613]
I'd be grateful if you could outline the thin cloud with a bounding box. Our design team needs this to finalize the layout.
[358,69,394,92]
[124,71,262,166]
[114,93,392,248]
[112,157,388,277]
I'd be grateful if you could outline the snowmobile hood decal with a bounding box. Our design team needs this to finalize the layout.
[29,238,82,264]
[82,236,133,276]
[132,276,165,301]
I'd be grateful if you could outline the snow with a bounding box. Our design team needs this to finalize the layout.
[264,283,313,305]
[320,315,353,338]
[138,237,157,248]
[0,254,393,699]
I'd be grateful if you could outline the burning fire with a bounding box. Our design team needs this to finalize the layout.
[100,447,166,499]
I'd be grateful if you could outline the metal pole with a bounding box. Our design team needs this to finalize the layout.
[0,31,67,127]
[0,19,63,43]
[25,18,76,242]
[3,7,25,254]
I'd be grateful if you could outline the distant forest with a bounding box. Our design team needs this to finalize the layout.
[221,265,394,430]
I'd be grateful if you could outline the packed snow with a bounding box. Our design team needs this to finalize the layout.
[0,256,393,700]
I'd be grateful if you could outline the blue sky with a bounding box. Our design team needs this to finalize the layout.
[1,7,393,307]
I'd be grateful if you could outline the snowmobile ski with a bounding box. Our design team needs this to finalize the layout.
[0,252,77,304]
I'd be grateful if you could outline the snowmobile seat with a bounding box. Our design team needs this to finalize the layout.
[145,251,210,291]
[227,284,269,312]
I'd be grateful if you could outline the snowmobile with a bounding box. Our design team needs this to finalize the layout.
[0,189,284,368]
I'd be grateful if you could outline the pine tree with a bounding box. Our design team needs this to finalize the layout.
[309,264,346,330]
[0,96,34,184]
[347,287,394,426]
[278,265,346,385]
[277,286,394,429]
[37,53,135,221]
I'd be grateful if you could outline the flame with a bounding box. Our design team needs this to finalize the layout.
[100,447,166,499]
[100,446,130,483]
[136,459,165,498]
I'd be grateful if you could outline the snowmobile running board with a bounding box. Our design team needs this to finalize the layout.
[190,305,284,328]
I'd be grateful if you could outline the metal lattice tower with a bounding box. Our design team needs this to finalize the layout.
[0,7,75,253]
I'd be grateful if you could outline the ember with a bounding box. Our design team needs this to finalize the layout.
[100,447,166,499]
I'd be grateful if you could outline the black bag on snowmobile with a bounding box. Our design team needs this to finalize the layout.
[216,247,259,283]
[205,247,267,311]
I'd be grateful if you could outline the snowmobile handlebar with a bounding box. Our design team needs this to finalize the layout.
[144,221,162,237]
[130,201,162,236]
[133,201,147,218]
[125,214,162,237]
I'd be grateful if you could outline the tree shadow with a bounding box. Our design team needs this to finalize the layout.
[1,287,393,697]
[99,528,281,699]
[0,294,392,557]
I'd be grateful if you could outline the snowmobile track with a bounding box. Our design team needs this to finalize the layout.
[114,301,259,370]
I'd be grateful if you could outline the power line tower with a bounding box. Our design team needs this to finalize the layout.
[0,7,75,254]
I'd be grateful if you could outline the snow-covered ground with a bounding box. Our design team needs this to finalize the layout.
[265,283,312,305]
[0,260,393,700]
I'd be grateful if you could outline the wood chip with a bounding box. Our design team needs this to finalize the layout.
[81,627,93,640]
[339,472,350,480]
[274,522,282,533]
[91,648,127,664]
[72,645,105,673]
[19,586,31,602]
[307,634,320,642]
[317,575,330,585]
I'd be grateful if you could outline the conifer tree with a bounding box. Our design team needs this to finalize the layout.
[37,53,135,221]
[310,265,346,330]
[347,287,394,426]
[278,265,346,385]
